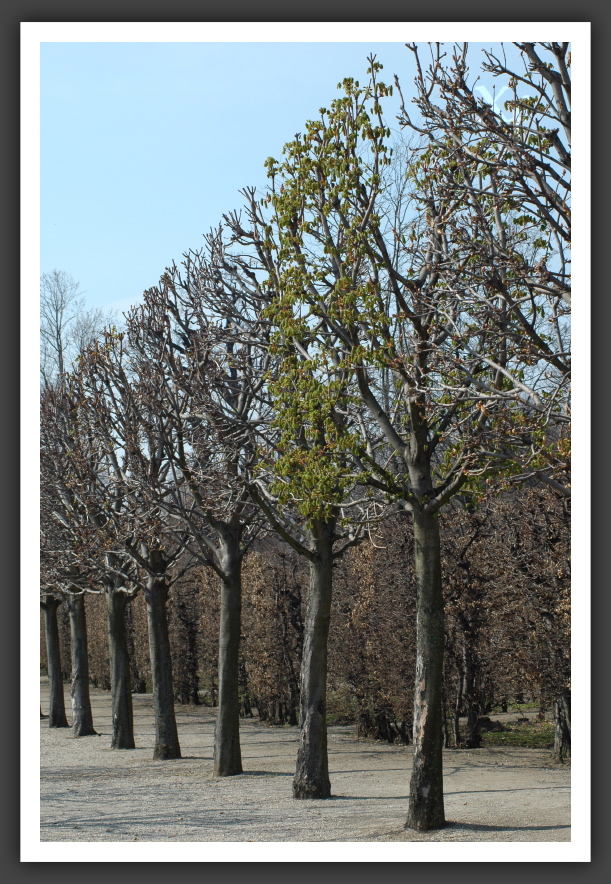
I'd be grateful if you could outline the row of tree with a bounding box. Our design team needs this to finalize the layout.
[43,484,570,746]
[41,43,571,832]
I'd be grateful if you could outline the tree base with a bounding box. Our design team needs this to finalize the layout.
[110,738,136,750]
[292,778,331,799]
[73,725,97,737]
[153,743,182,760]
[406,802,446,832]
[214,763,243,777]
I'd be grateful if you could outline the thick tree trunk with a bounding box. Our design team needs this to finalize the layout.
[42,595,69,728]
[66,592,96,737]
[407,507,446,831]
[293,521,334,799]
[214,534,243,776]
[145,573,181,760]
[106,590,135,749]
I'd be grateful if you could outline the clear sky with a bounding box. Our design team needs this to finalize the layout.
[40,39,514,316]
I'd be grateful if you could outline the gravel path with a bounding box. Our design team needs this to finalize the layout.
[40,680,570,843]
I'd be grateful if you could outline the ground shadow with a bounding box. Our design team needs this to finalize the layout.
[443,820,571,833]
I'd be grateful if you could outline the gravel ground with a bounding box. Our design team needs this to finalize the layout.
[40,680,570,843]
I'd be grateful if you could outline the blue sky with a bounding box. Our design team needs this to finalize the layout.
[40,40,514,316]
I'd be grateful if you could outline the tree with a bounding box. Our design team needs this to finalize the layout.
[40,270,107,387]
[39,594,69,728]
[41,394,96,734]
[125,250,268,776]
[396,42,571,496]
[41,379,139,750]
[244,55,569,829]
[212,208,376,798]
[73,335,197,760]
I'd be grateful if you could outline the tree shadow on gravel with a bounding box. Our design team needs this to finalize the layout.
[443,821,571,833]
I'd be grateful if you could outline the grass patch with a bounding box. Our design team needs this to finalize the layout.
[482,719,554,749]
[327,685,359,726]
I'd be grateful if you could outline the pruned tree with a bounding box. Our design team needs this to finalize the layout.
[41,380,138,749]
[39,590,69,729]
[41,393,97,734]
[72,335,198,760]
[125,247,269,776]
[213,206,382,799]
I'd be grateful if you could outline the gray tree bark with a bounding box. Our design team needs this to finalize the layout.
[106,590,135,749]
[145,570,181,760]
[214,533,243,776]
[66,592,96,736]
[292,519,334,799]
[42,594,69,728]
[406,506,446,831]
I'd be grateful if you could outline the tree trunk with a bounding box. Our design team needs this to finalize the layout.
[293,521,333,799]
[106,590,135,749]
[288,681,299,727]
[66,592,96,737]
[441,682,450,749]
[463,642,481,749]
[125,600,147,693]
[42,595,69,728]
[407,507,446,831]
[553,692,571,761]
[214,534,243,776]
[145,573,181,760]
[453,664,463,748]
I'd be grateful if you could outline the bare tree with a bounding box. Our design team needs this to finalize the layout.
[73,336,197,760]
[41,380,139,749]
[41,393,97,735]
[40,269,109,387]
[125,245,269,777]
[396,42,571,495]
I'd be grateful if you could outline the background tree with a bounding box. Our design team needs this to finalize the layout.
[39,591,69,729]
[41,392,97,733]
[241,539,305,725]
[41,377,139,750]
[40,270,107,387]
